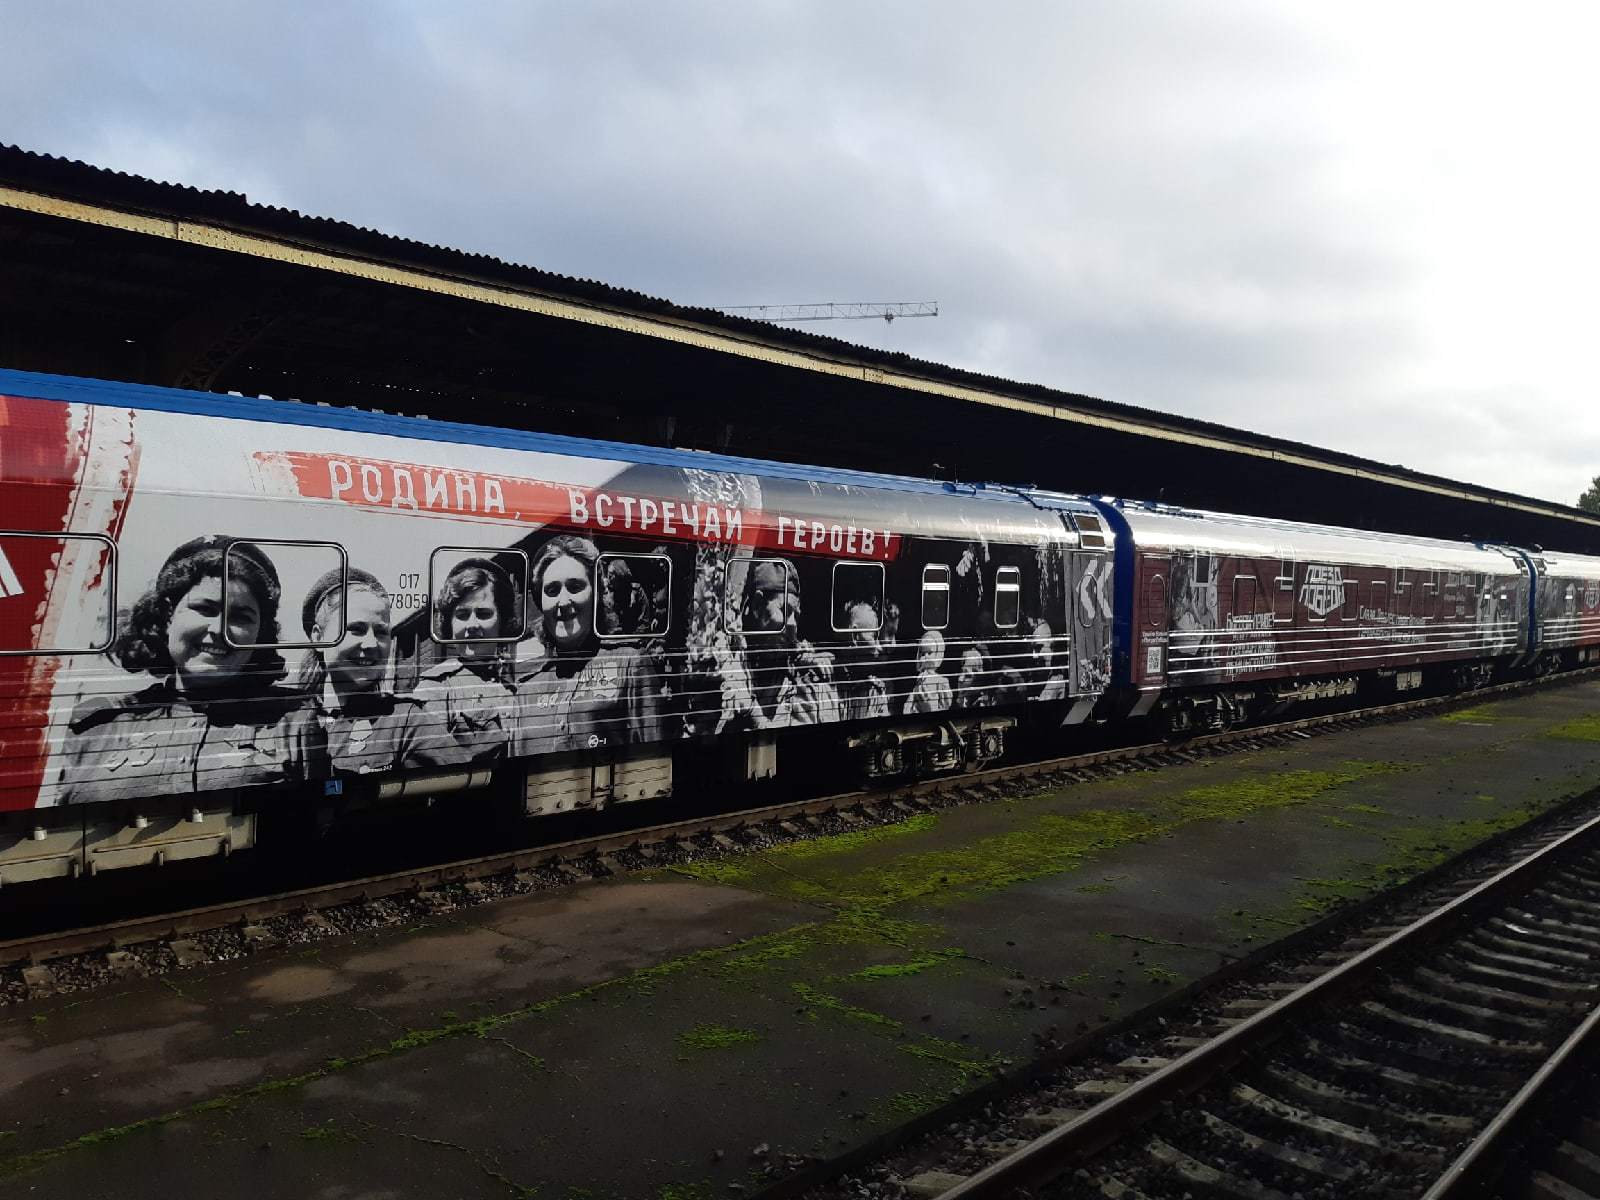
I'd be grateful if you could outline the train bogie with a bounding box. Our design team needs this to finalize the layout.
[847,711,1016,780]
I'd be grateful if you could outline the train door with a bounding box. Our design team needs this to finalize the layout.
[1134,553,1168,687]
[1369,570,1390,621]
[1068,518,1120,713]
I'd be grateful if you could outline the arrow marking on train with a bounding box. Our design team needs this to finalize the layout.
[1079,560,1112,621]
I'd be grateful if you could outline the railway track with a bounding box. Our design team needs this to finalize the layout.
[807,784,1600,1200]
[2,667,1596,1004]
[1420,945,1600,1199]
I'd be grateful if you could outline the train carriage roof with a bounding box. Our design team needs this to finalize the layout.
[0,366,1098,547]
[1102,499,1525,575]
[0,367,1088,504]
[1538,550,1600,582]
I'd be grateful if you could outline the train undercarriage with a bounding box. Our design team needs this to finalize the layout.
[1149,647,1600,739]
[6,648,1600,888]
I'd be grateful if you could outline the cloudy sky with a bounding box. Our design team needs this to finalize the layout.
[5,2,1598,506]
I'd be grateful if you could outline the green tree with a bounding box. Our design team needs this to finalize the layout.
[1581,475,1600,514]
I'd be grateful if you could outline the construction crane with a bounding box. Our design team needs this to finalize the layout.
[715,301,938,324]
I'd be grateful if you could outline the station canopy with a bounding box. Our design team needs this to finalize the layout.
[2,143,1595,554]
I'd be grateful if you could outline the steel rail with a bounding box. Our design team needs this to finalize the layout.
[2,667,1594,972]
[935,806,1600,1199]
[1422,997,1600,1198]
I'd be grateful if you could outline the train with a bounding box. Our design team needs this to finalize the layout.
[2,366,1598,886]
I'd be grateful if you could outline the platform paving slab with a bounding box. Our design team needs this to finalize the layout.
[1,681,1597,1198]
[0,881,821,1156]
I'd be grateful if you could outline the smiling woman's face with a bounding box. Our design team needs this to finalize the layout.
[320,587,392,692]
[541,554,594,651]
[167,575,258,690]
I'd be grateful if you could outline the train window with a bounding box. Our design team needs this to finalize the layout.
[1272,562,1296,624]
[921,564,951,630]
[223,540,348,650]
[1075,514,1111,550]
[1275,548,1295,592]
[1341,579,1360,621]
[1232,575,1259,615]
[596,554,672,639]
[429,547,529,646]
[728,558,797,637]
[0,531,117,655]
[833,561,886,633]
[994,566,1022,629]
[1425,571,1439,595]
[1370,580,1388,614]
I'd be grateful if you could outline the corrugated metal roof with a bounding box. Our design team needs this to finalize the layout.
[1,141,1593,525]
[0,364,1096,510]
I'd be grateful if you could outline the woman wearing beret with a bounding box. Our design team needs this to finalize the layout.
[515,534,662,755]
[412,557,520,765]
[56,536,305,803]
[283,567,462,778]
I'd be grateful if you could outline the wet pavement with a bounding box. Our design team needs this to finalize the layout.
[3,682,1599,1198]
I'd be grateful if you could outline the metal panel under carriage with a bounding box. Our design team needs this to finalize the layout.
[524,747,673,816]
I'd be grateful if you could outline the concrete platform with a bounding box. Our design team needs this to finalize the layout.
[3,682,1599,1198]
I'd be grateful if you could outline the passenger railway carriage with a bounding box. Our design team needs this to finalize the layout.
[0,368,1113,884]
[1,365,1598,887]
[1092,502,1541,733]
